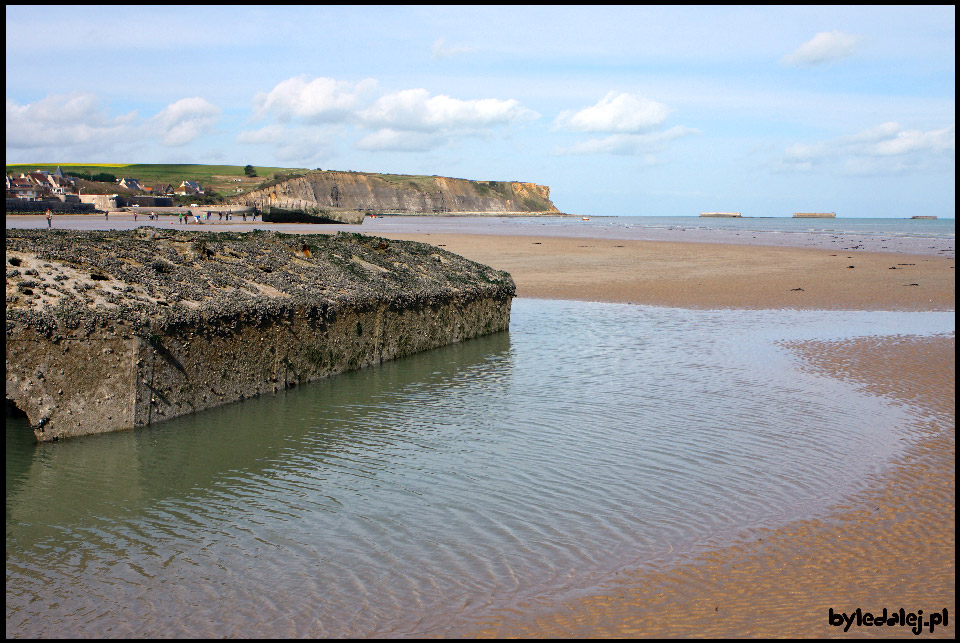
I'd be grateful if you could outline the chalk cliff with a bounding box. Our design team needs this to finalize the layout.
[6,229,514,441]
[232,170,561,218]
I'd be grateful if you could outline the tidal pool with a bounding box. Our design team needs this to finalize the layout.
[6,299,953,637]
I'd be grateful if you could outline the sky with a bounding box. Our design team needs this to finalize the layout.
[5,5,955,217]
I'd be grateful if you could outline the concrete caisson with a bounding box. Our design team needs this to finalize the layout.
[6,229,514,441]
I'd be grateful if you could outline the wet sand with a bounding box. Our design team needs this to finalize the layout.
[469,333,955,638]
[370,233,955,312]
[6,214,955,637]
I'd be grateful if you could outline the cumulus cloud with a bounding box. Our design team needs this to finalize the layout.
[359,88,538,133]
[253,76,376,122]
[355,88,538,151]
[554,92,670,133]
[553,92,697,158]
[246,76,538,154]
[6,92,224,160]
[150,97,221,146]
[782,30,861,67]
[782,122,955,174]
[6,93,138,151]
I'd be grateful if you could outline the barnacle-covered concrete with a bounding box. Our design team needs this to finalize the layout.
[6,228,514,441]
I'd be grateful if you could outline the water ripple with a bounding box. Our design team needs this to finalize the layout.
[6,300,953,638]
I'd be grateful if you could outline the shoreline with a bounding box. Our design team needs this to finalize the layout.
[5,213,954,258]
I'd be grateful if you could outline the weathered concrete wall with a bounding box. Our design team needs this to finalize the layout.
[7,332,140,438]
[7,295,509,440]
[6,198,98,214]
[78,194,120,211]
[6,229,514,441]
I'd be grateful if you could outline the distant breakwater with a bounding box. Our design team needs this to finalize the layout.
[6,228,514,441]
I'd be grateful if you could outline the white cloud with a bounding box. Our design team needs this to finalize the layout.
[237,124,337,164]
[431,37,476,60]
[150,97,221,146]
[6,93,137,149]
[358,88,538,133]
[782,122,955,174]
[6,92,225,160]
[553,92,670,133]
[354,88,538,151]
[782,30,861,67]
[552,92,697,158]
[254,76,377,122]
[556,125,701,156]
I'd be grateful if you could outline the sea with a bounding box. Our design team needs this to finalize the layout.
[6,298,955,638]
[5,213,956,243]
[357,215,955,258]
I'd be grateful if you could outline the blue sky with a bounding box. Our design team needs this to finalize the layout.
[5,5,955,217]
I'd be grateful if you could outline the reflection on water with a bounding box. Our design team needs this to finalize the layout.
[5,300,954,638]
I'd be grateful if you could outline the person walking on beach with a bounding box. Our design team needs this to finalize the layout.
[178,212,183,224]
[45,209,52,228]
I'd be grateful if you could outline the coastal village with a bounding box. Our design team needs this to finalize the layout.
[6,166,205,213]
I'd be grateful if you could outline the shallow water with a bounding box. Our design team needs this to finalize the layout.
[5,300,954,638]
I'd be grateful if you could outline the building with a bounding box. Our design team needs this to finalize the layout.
[175,180,204,196]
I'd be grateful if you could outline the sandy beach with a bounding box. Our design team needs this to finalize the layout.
[370,232,955,312]
[5,215,955,637]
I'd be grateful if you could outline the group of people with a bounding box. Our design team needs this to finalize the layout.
[174,211,257,224]
[41,208,258,228]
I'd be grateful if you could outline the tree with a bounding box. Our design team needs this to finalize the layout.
[244,165,257,177]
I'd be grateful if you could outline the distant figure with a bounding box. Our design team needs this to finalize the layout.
[45,209,52,228]
[242,212,247,221]
[133,211,138,222]
[105,211,109,221]
[178,213,183,224]
[219,212,223,221]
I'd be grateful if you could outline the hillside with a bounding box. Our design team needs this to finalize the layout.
[234,170,561,215]
[6,164,562,215]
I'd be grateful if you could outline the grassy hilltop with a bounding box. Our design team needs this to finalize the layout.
[5,163,303,197]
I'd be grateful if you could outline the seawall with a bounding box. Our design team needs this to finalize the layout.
[6,229,514,441]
